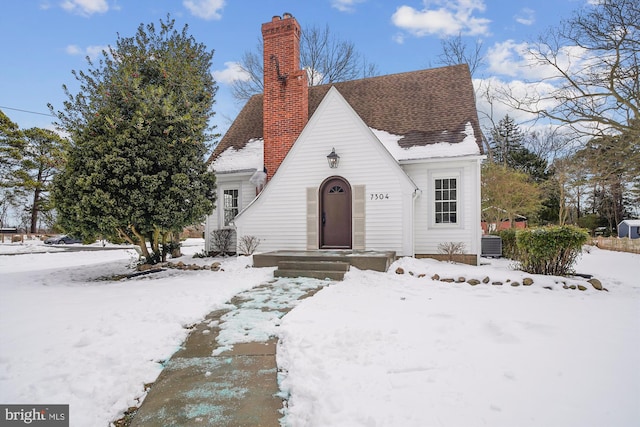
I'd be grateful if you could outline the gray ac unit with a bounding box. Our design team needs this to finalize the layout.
[481,235,502,257]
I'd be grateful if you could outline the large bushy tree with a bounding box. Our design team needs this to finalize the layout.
[50,16,217,263]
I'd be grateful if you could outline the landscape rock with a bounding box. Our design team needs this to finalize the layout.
[467,279,480,286]
[441,278,455,283]
[417,273,426,278]
[138,264,154,272]
[492,281,503,286]
[511,281,520,287]
[578,285,587,291]
[431,274,440,281]
[456,277,466,283]
[588,278,603,291]
[482,276,490,284]
[523,278,534,286]
[395,267,405,275]
[211,262,221,271]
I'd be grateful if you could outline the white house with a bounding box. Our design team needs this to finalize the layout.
[205,13,485,265]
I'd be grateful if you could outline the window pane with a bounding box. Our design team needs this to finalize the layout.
[433,178,457,224]
[223,189,239,226]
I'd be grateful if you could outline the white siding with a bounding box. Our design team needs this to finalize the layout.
[235,87,417,255]
[403,158,482,259]
[204,173,256,252]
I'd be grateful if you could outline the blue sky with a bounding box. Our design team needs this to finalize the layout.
[0,0,596,138]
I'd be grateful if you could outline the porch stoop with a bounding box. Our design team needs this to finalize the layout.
[274,260,351,281]
[254,250,396,280]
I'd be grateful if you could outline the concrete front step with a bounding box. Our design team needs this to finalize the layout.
[254,250,396,272]
[274,260,350,281]
[274,269,346,281]
[277,260,350,272]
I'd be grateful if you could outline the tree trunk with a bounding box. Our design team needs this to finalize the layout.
[30,188,41,233]
[171,231,182,258]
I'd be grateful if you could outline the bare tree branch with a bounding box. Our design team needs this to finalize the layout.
[231,25,379,103]
[498,0,639,138]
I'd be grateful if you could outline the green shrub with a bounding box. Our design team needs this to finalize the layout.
[497,228,519,260]
[515,225,588,276]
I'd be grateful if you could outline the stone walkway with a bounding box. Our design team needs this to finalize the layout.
[127,278,329,426]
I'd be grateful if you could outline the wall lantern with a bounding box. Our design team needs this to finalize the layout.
[327,147,340,168]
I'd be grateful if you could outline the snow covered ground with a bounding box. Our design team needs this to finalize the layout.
[1,238,638,426]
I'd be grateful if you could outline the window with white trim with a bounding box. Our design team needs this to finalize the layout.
[434,178,457,224]
[223,189,239,226]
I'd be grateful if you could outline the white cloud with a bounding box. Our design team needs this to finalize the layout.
[486,40,532,78]
[60,0,109,16]
[183,0,225,20]
[515,7,535,26]
[486,39,594,83]
[66,44,107,60]
[391,0,490,39]
[392,32,406,44]
[331,0,366,13]
[212,62,250,85]
[473,76,559,132]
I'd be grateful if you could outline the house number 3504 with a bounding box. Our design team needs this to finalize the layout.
[370,193,390,200]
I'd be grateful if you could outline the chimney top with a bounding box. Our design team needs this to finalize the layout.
[282,12,293,19]
[271,15,281,22]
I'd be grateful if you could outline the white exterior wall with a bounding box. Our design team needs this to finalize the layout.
[234,87,417,255]
[204,172,256,252]
[403,157,482,261]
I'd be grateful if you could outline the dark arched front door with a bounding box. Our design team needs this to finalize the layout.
[320,176,352,249]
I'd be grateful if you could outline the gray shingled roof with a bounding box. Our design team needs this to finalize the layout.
[209,63,483,162]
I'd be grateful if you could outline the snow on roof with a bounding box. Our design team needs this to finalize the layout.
[372,122,481,161]
[211,138,263,173]
[620,219,640,226]
[210,122,480,174]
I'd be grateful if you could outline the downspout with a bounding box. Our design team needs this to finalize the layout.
[412,188,422,257]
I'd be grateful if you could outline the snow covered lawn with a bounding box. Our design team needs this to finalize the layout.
[1,239,638,427]
[0,239,273,426]
[278,248,640,426]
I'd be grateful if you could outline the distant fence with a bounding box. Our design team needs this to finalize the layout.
[594,236,640,254]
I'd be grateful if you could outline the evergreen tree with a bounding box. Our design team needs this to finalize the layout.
[51,16,217,263]
[490,115,524,167]
[490,115,548,181]
[7,128,68,233]
[0,111,24,227]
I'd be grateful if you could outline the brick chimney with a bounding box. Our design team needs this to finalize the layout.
[262,13,308,180]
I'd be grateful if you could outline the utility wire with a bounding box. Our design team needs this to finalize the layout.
[0,105,56,117]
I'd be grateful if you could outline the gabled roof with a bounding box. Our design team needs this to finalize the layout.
[209,63,483,164]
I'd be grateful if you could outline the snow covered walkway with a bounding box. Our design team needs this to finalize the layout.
[127,277,329,426]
